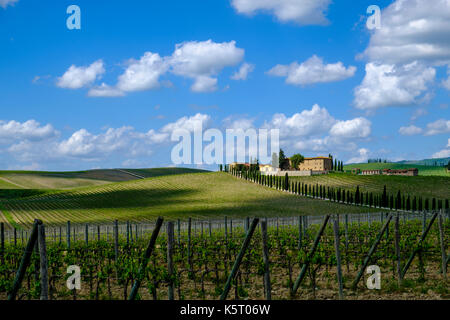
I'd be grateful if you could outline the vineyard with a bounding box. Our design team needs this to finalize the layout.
[227,169,450,213]
[0,212,448,300]
[0,172,371,230]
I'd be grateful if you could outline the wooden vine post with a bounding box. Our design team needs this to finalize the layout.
[114,220,119,262]
[401,211,438,279]
[394,213,402,284]
[8,219,41,301]
[351,213,393,290]
[167,221,175,300]
[38,223,49,300]
[220,218,259,300]
[261,220,271,300]
[128,217,164,300]
[0,222,4,264]
[437,210,447,280]
[292,214,331,294]
[333,217,344,300]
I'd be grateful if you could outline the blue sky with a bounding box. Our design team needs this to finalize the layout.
[0,0,449,171]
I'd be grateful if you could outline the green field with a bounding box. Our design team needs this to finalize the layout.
[344,162,450,176]
[290,172,450,200]
[0,171,372,229]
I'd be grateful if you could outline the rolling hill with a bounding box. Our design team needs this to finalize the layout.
[290,172,450,200]
[343,162,449,176]
[0,171,373,229]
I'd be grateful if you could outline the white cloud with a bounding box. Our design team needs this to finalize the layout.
[88,83,125,97]
[411,108,428,121]
[266,104,336,138]
[0,120,58,144]
[432,138,450,158]
[362,0,450,65]
[329,118,371,139]
[354,62,435,110]
[442,66,450,90]
[57,60,105,89]
[170,40,244,92]
[161,113,212,134]
[355,0,450,111]
[0,0,18,9]
[399,125,423,136]
[261,104,371,155]
[347,148,370,164]
[62,40,244,95]
[231,63,254,80]
[190,76,218,92]
[268,55,356,86]
[231,0,331,25]
[117,52,169,92]
[424,119,450,136]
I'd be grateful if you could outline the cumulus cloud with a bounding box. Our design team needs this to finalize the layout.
[231,63,254,80]
[117,52,169,92]
[354,62,435,110]
[355,0,450,111]
[0,120,58,144]
[399,125,423,136]
[88,83,125,97]
[57,60,105,89]
[0,0,18,9]
[261,104,371,155]
[442,66,450,90]
[62,40,244,95]
[362,0,450,65]
[170,40,244,92]
[231,0,331,25]
[432,138,450,158]
[161,113,212,134]
[329,118,371,139]
[268,55,356,86]
[424,119,450,136]
[347,148,370,164]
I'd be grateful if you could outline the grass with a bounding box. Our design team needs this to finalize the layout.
[343,162,450,176]
[0,172,373,229]
[290,172,450,200]
[0,167,205,190]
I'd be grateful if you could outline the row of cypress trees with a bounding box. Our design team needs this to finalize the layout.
[229,168,449,212]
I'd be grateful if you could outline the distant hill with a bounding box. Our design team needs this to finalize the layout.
[395,157,450,167]
[0,168,209,192]
[343,162,449,176]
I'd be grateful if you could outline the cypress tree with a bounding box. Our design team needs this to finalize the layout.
[412,196,417,212]
[432,198,436,211]
[284,173,289,191]
[396,191,401,210]
[425,198,429,211]
[355,186,360,204]
[406,195,411,211]
[418,197,423,211]
[382,185,387,208]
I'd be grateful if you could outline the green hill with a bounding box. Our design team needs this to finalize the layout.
[0,167,208,192]
[0,172,372,229]
[343,163,449,176]
[291,172,450,200]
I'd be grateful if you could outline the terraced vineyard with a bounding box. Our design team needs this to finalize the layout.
[0,172,372,230]
[290,173,450,200]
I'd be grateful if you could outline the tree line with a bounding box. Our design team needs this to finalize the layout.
[229,169,449,212]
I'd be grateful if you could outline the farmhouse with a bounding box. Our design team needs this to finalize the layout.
[382,168,418,176]
[259,164,279,174]
[229,162,250,170]
[361,169,381,175]
[294,156,333,172]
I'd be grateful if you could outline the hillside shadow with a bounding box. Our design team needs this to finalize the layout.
[7,187,199,211]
